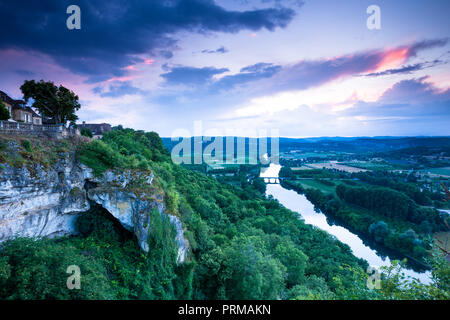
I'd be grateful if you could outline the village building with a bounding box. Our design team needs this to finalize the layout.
[79,122,112,139]
[0,90,15,118]
[0,90,42,124]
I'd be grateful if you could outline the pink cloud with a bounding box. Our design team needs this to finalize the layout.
[261,39,447,95]
[107,76,140,82]
[372,47,410,72]
[123,65,137,71]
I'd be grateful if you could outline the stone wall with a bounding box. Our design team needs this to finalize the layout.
[0,120,80,139]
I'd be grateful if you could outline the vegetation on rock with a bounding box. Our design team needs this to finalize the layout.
[1,128,449,300]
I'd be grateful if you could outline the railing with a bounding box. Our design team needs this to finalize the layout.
[0,120,80,138]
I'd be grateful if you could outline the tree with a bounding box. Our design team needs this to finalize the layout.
[80,127,93,138]
[274,239,308,286]
[20,80,81,125]
[0,101,10,120]
[279,166,295,178]
[368,221,389,243]
[252,177,267,194]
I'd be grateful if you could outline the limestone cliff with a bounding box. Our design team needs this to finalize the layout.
[0,150,188,263]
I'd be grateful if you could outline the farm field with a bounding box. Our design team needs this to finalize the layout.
[291,166,314,171]
[420,167,450,178]
[305,161,368,173]
[281,151,343,160]
[294,178,372,196]
[294,179,340,195]
[340,161,396,171]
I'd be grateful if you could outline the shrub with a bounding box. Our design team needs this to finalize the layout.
[80,127,93,138]
[0,238,113,299]
[21,140,32,152]
[77,140,123,176]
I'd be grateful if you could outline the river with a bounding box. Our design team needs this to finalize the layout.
[260,163,432,284]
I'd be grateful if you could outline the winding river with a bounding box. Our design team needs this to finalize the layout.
[260,163,432,284]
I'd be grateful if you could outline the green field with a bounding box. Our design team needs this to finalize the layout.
[281,151,339,159]
[421,167,450,177]
[340,161,395,171]
[291,166,314,171]
[293,178,373,196]
[296,179,340,195]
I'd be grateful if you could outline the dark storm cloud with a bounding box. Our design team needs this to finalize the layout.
[0,0,295,82]
[245,0,305,8]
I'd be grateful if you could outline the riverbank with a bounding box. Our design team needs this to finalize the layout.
[261,164,432,284]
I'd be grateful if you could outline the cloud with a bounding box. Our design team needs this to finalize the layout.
[229,75,450,137]
[156,35,449,122]
[407,39,449,57]
[213,62,282,91]
[0,0,295,82]
[93,81,145,98]
[261,39,448,95]
[154,39,449,123]
[201,46,229,54]
[159,39,448,99]
[164,39,447,103]
[343,77,450,121]
[364,60,445,77]
[240,0,305,9]
[159,62,282,94]
[160,66,229,86]
[379,76,450,104]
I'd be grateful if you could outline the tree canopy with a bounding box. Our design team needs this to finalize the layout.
[20,80,81,125]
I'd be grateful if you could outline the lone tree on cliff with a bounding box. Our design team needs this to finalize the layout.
[20,80,81,125]
[0,101,10,120]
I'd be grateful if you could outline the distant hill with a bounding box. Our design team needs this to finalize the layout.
[161,136,450,156]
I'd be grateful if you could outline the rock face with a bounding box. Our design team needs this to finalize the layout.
[85,171,189,262]
[0,153,188,263]
[0,153,91,241]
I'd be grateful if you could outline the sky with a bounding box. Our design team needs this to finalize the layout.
[0,0,449,137]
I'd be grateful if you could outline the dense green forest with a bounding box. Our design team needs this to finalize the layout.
[1,128,449,299]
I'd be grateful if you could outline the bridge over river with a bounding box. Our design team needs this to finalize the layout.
[263,177,282,184]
